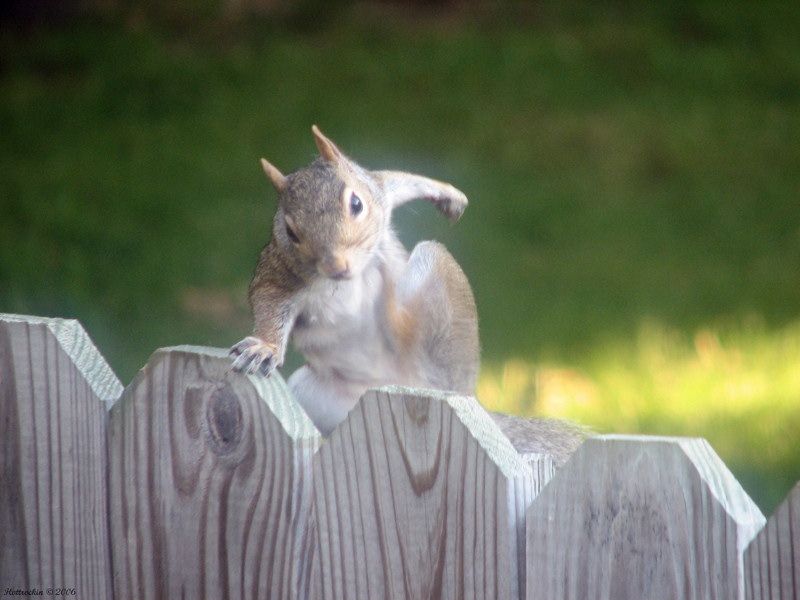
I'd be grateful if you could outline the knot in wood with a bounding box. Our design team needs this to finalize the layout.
[206,384,243,455]
[404,394,431,425]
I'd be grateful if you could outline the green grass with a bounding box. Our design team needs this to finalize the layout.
[479,317,800,515]
[1,2,798,514]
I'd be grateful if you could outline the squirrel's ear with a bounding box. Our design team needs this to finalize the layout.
[312,124,343,162]
[260,158,286,192]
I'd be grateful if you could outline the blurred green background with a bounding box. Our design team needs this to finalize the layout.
[1,0,798,514]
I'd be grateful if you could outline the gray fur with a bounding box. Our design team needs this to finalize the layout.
[490,413,592,467]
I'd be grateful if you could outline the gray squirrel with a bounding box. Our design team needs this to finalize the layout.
[230,126,479,435]
[230,126,587,462]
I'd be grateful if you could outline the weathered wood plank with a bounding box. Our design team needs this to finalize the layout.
[0,313,122,597]
[745,481,800,600]
[310,386,554,600]
[107,346,320,600]
[526,435,766,600]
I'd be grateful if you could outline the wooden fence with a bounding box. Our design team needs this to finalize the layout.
[0,313,797,600]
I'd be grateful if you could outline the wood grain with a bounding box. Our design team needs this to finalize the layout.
[745,481,800,600]
[310,386,554,600]
[107,346,320,600]
[0,314,122,597]
[526,435,766,600]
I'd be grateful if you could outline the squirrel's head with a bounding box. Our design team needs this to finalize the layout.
[260,125,468,282]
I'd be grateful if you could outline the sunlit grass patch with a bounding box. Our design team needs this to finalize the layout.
[478,317,800,514]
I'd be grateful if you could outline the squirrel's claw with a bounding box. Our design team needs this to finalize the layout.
[229,336,277,377]
[258,359,273,377]
[229,336,259,358]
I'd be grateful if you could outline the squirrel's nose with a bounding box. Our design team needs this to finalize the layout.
[319,255,351,280]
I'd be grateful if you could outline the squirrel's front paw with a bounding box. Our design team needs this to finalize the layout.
[229,336,278,377]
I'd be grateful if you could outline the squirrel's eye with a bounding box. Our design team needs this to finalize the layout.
[349,192,363,217]
[285,223,300,244]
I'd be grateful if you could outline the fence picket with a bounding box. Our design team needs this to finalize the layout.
[0,314,121,597]
[309,386,554,600]
[107,346,320,600]
[744,481,800,600]
[526,435,766,600]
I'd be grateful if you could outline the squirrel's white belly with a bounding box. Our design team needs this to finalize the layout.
[289,264,406,388]
[286,243,416,434]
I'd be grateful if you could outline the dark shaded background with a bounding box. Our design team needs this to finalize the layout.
[1,0,798,512]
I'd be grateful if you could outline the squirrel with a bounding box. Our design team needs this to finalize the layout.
[230,125,479,435]
[230,126,588,462]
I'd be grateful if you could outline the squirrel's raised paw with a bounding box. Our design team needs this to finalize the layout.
[229,336,278,377]
[437,185,468,222]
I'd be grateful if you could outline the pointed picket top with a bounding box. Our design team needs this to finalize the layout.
[164,344,319,442]
[380,385,535,479]
[602,434,766,546]
[526,435,765,600]
[0,313,122,408]
[744,480,800,600]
